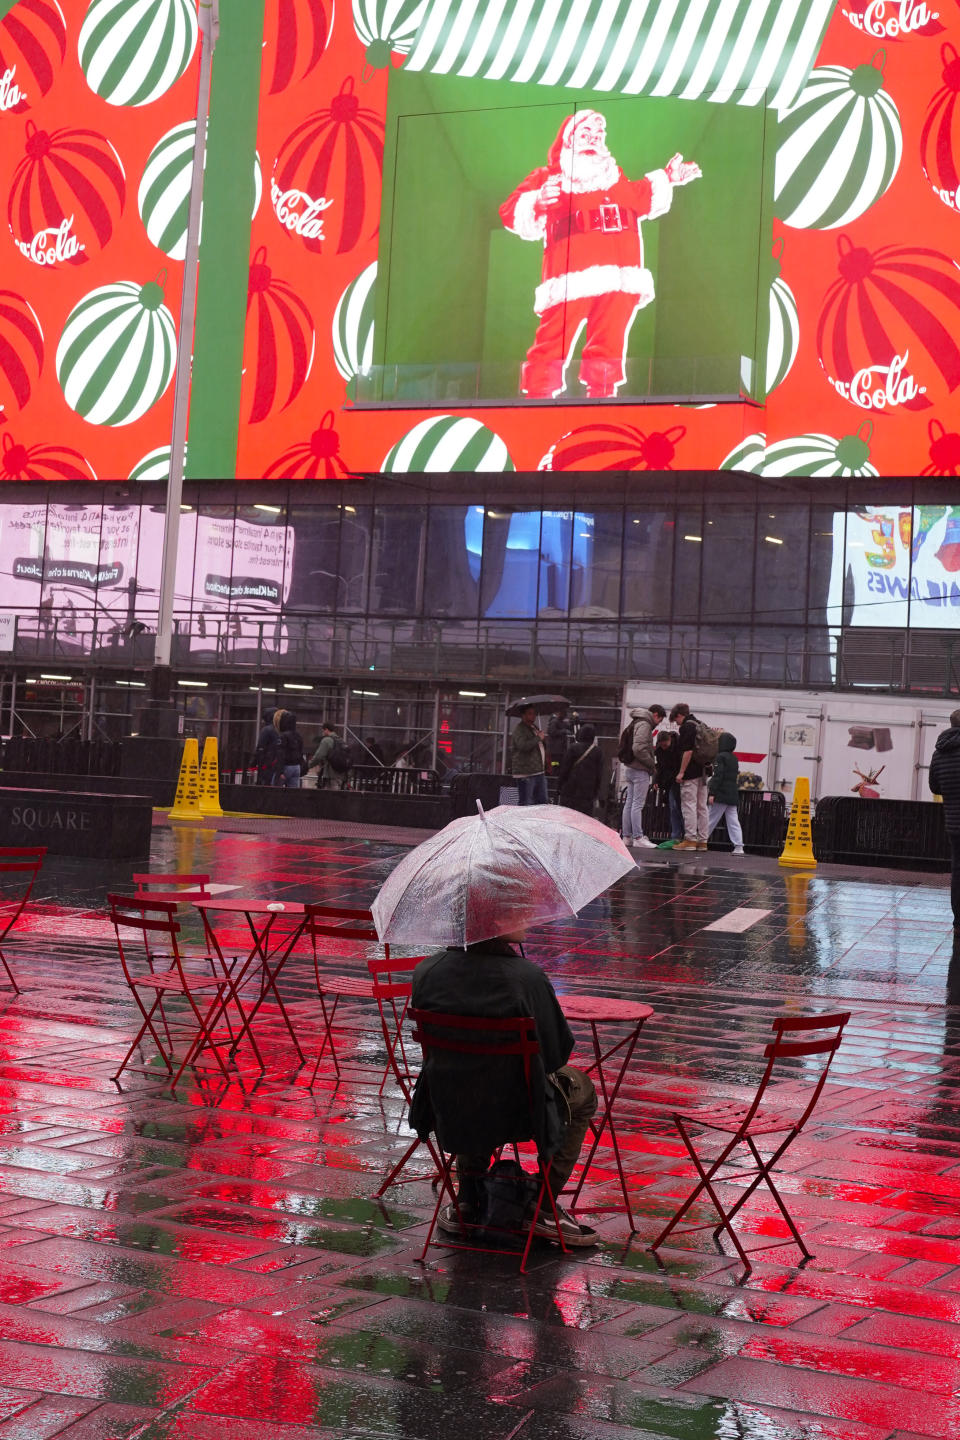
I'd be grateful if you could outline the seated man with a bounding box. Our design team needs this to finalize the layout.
[408,933,598,1247]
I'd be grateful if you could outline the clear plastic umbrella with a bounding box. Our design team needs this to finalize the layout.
[371,803,635,948]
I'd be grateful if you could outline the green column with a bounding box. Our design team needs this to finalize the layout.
[185,1,265,479]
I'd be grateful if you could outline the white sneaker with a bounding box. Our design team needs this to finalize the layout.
[634,837,657,849]
[732,847,745,855]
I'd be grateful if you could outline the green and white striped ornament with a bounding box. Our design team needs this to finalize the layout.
[740,239,800,400]
[352,0,428,68]
[719,433,766,473]
[382,414,515,472]
[56,278,177,426]
[774,55,902,230]
[139,122,263,258]
[404,0,834,110]
[128,445,187,480]
[763,426,877,478]
[333,262,376,385]
[79,0,198,107]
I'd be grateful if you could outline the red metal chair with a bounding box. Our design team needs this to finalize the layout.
[304,903,383,1086]
[650,1011,851,1274]
[0,846,46,994]
[410,1007,569,1274]
[108,894,235,1089]
[132,872,211,903]
[368,956,440,1198]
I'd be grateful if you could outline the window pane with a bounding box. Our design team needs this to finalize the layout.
[622,507,673,619]
[370,505,425,615]
[337,505,372,613]
[481,509,541,619]
[424,505,480,618]
[671,505,702,623]
[572,510,621,616]
[286,504,341,612]
[539,510,572,614]
[751,504,809,628]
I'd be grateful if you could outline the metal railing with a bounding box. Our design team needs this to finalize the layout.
[3,610,960,695]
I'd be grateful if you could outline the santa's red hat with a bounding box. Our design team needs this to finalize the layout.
[546,110,605,166]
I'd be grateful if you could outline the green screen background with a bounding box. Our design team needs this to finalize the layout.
[374,71,776,404]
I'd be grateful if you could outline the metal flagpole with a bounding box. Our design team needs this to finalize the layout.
[152,0,220,704]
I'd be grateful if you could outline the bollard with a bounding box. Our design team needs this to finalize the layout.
[198,736,224,818]
[168,739,201,820]
[779,776,817,869]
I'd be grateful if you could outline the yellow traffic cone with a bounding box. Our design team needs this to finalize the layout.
[198,736,224,818]
[168,738,201,820]
[779,776,817,869]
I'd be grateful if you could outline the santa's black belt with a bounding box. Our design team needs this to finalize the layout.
[548,204,636,243]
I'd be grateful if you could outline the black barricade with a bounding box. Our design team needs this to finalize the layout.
[349,765,441,796]
[813,796,949,869]
[640,786,787,854]
[1,736,123,778]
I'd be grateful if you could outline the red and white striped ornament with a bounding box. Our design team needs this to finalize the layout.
[0,0,66,115]
[921,44,960,212]
[540,421,686,472]
[0,430,96,480]
[262,0,333,94]
[271,76,384,254]
[0,288,43,415]
[8,121,125,267]
[262,411,351,478]
[244,246,316,423]
[817,234,960,412]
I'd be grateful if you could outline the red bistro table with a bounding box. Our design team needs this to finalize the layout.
[193,898,308,1065]
[559,995,654,1233]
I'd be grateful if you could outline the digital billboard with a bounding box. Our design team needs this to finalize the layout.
[0,1,958,483]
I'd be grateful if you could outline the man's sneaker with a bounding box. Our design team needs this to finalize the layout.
[437,1203,476,1237]
[696,841,708,851]
[732,847,745,855]
[531,1205,598,1248]
[635,836,657,849]
[673,839,697,851]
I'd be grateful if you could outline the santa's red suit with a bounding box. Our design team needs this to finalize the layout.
[500,112,677,399]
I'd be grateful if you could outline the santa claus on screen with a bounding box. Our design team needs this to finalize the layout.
[500,110,701,399]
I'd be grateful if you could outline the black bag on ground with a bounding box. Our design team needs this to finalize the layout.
[476,1159,541,1235]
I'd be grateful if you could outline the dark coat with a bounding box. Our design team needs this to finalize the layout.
[677,715,705,781]
[255,723,281,782]
[654,736,681,789]
[708,732,740,806]
[929,727,960,833]
[278,715,305,769]
[408,942,574,1159]
[557,739,603,814]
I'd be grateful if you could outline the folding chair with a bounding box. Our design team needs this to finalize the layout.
[304,903,382,1086]
[410,1008,569,1274]
[369,956,439,1198]
[108,894,235,1089]
[650,1012,850,1274]
[0,846,46,994]
[132,872,211,904]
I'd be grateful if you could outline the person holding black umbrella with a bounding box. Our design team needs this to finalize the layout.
[510,704,549,804]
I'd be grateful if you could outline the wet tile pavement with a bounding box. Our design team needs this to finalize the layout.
[0,824,959,1438]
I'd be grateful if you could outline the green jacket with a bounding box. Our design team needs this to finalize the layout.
[310,733,337,772]
[510,720,546,776]
[708,733,740,806]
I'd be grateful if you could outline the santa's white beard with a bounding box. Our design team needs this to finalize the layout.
[559,145,620,194]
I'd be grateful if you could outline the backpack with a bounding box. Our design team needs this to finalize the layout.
[280,728,302,766]
[617,721,636,765]
[692,719,721,767]
[477,1159,540,1236]
[327,738,351,774]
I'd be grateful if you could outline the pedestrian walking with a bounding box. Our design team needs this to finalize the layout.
[707,732,744,853]
[557,724,603,816]
[276,710,305,788]
[618,705,658,848]
[671,702,719,851]
[929,708,960,928]
[310,721,350,790]
[510,705,549,805]
[254,709,282,786]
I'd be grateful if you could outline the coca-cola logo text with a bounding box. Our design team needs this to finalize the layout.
[829,351,925,409]
[13,216,86,267]
[0,66,25,111]
[843,0,938,36]
[270,179,334,242]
